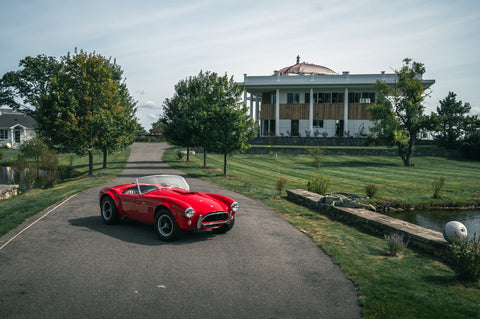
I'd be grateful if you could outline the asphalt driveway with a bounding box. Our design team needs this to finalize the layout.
[0,143,360,318]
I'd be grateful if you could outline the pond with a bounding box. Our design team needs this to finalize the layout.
[0,166,15,184]
[388,209,480,240]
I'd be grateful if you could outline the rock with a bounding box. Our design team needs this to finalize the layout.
[443,221,468,243]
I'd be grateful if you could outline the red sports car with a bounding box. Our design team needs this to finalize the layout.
[99,175,238,241]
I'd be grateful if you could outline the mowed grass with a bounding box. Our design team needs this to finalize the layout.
[0,148,130,237]
[163,146,480,319]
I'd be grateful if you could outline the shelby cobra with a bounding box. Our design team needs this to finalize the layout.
[99,175,238,241]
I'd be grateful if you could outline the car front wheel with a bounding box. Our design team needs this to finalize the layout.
[101,196,120,224]
[154,209,179,241]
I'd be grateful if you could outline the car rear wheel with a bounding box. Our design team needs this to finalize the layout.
[154,209,179,241]
[101,196,120,224]
[213,218,235,234]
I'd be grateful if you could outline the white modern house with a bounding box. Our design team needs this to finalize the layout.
[0,108,36,148]
[243,57,435,137]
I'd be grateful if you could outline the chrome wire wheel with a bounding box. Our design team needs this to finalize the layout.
[100,196,119,224]
[154,209,179,241]
[157,215,173,237]
[102,201,112,221]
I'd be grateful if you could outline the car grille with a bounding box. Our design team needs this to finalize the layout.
[203,212,229,223]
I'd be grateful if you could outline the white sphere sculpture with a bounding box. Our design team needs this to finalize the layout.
[443,221,468,243]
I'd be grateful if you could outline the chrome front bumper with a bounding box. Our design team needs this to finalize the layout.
[197,211,233,230]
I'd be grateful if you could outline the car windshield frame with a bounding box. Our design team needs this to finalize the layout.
[135,175,190,195]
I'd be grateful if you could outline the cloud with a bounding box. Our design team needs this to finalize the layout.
[139,100,159,110]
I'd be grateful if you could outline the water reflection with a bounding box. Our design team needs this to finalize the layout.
[389,210,480,240]
[0,166,15,184]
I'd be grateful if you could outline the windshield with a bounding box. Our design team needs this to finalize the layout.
[135,175,190,194]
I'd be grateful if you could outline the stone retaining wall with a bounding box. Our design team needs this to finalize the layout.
[0,185,19,200]
[286,189,452,261]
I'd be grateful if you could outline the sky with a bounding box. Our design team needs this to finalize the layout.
[1,0,479,130]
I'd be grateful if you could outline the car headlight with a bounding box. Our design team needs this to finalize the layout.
[231,202,239,212]
[185,207,195,219]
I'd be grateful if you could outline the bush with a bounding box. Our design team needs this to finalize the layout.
[176,150,185,160]
[0,150,3,161]
[385,233,408,256]
[451,233,480,281]
[432,177,445,199]
[365,184,378,198]
[306,147,323,169]
[20,136,49,162]
[275,176,287,194]
[307,175,331,195]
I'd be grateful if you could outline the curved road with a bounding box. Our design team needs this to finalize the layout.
[0,143,360,318]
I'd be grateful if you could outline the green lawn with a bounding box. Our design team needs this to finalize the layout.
[162,146,480,319]
[0,148,130,237]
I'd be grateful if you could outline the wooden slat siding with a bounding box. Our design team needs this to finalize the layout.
[280,104,309,119]
[348,103,373,120]
[260,103,374,120]
[314,104,344,119]
[260,104,275,120]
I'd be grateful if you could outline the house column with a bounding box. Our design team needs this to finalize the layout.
[275,88,280,136]
[9,128,14,146]
[255,97,260,127]
[309,88,314,133]
[344,88,349,136]
[243,74,247,108]
[249,94,254,119]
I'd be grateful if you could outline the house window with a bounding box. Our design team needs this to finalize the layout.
[287,93,299,104]
[271,93,276,104]
[332,93,344,103]
[313,120,324,128]
[304,93,310,103]
[262,120,276,136]
[0,129,7,139]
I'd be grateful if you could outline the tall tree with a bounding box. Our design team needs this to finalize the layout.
[368,58,430,166]
[161,71,218,165]
[210,74,256,176]
[430,91,471,148]
[1,51,138,175]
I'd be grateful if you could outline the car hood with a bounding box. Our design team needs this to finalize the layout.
[157,189,228,213]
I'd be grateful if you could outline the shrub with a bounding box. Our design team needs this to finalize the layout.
[432,177,446,199]
[20,136,49,162]
[0,150,3,161]
[275,176,287,194]
[307,175,331,195]
[176,150,185,160]
[39,150,58,188]
[306,147,323,169]
[365,183,378,198]
[451,233,480,281]
[385,233,408,256]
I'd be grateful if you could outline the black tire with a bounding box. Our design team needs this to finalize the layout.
[154,209,179,241]
[212,218,235,234]
[101,196,120,224]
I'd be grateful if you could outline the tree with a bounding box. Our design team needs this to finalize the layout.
[430,91,471,148]
[1,50,138,175]
[209,74,256,176]
[161,71,218,165]
[368,58,430,166]
[161,71,256,175]
[460,115,480,159]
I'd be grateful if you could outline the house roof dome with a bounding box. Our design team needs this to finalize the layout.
[273,56,337,76]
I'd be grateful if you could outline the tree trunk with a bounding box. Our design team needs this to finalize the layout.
[223,152,227,177]
[103,151,107,169]
[186,146,190,162]
[88,151,94,176]
[203,147,207,168]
